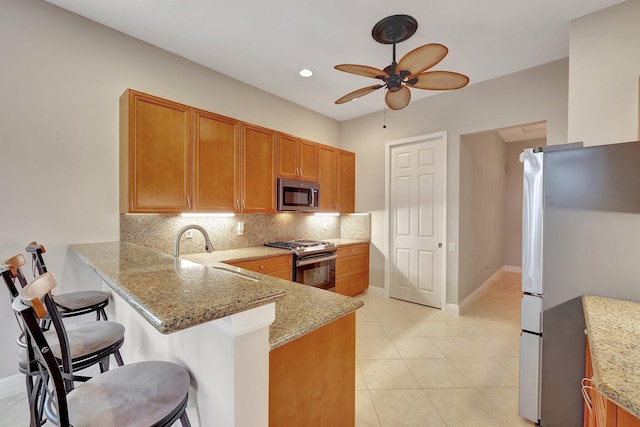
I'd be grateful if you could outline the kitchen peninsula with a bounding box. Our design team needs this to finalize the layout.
[69,241,363,427]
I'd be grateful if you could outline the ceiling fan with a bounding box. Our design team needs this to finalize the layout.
[334,14,469,111]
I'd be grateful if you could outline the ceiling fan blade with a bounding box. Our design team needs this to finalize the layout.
[408,71,470,90]
[335,84,384,104]
[334,64,389,80]
[385,85,411,110]
[397,43,449,76]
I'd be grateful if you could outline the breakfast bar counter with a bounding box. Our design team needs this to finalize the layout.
[68,241,363,427]
[70,241,363,349]
[69,241,286,333]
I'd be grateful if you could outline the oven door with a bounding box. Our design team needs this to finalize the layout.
[295,253,337,290]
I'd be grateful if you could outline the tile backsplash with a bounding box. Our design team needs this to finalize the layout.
[121,213,370,255]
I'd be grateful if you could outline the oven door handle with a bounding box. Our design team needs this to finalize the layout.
[296,254,337,267]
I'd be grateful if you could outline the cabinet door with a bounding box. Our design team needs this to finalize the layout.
[298,139,318,181]
[121,90,190,213]
[337,149,355,213]
[193,109,239,212]
[317,144,338,212]
[241,123,277,213]
[277,133,299,180]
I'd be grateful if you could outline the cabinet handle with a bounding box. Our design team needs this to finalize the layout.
[350,283,354,287]
[242,200,246,211]
[187,196,191,209]
[582,378,594,412]
[350,264,354,268]
[259,265,264,269]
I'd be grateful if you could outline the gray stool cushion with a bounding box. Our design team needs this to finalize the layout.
[67,361,190,426]
[53,291,109,311]
[18,321,125,365]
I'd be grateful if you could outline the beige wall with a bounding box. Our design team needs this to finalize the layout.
[0,0,339,378]
[458,132,506,302]
[569,0,640,146]
[340,59,569,304]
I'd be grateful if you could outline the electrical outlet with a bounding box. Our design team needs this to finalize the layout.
[322,222,327,230]
[185,229,194,239]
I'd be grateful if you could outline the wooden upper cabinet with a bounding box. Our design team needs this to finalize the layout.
[317,144,355,213]
[120,89,347,215]
[120,90,191,213]
[317,144,338,212]
[337,150,355,213]
[192,109,239,212]
[241,123,277,213]
[276,133,298,179]
[298,139,318,181]
[277,133,318,181]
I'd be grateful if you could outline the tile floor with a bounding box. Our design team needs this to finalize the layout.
[0,271,533,426]
[353,271,533,427]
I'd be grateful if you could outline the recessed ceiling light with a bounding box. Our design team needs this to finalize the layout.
[298,68,313,78]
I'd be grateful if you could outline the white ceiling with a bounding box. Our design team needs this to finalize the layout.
[497,121,547,143]
[46,0,625,122]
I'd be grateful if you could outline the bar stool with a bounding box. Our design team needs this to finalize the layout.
[26,242,110,320]
[2,255,125,426]
[13,272,191,427]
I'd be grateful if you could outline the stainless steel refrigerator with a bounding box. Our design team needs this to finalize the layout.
[518,141,640,427]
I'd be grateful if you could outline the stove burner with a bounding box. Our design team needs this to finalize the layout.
[264,239,336,253]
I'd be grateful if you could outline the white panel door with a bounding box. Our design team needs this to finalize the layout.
[388,135,444,308]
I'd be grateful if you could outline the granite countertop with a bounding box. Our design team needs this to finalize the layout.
[183,243,366,349]
[583,295,640,418]
[182,238,370,265]
[325,238,370,247]
[69,242,286,334]
[70,241,364,350]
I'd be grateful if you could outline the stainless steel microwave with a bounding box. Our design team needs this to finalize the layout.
[277,178,319,212]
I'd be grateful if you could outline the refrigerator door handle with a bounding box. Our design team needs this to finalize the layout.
[522,149,544,295]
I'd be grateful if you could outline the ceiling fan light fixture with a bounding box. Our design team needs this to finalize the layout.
[298,68,314,78]
[334,14,469,111]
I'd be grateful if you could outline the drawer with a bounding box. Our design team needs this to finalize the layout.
[336,243,369,258]
[335,271,368,297]
[336,253,368,276]
[228,255,292,274]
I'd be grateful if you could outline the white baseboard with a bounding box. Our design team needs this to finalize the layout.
[504,265,522,273]
[445,303,460,315]
[0,374,24,397]
[458,266,506,315]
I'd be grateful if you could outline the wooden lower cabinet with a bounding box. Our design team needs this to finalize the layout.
[335,243,369,297]
[584,339,640,427]
[269,312,355,427]
[227,255,292,281]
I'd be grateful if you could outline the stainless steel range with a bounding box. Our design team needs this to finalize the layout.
[264,240,337,290]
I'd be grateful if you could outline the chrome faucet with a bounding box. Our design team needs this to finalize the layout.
[174,224,214,257]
